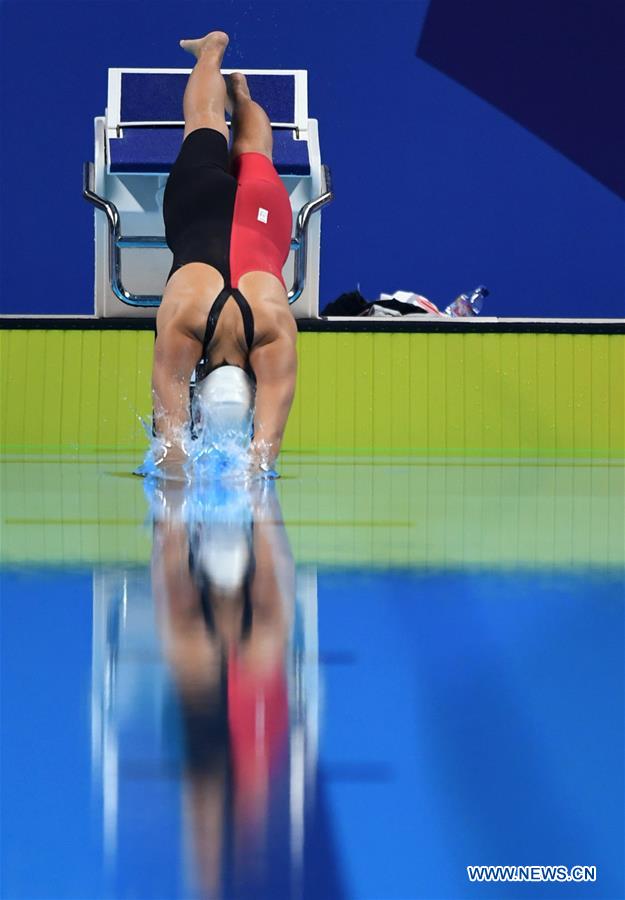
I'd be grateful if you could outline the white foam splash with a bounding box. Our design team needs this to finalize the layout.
[135,415,278,483]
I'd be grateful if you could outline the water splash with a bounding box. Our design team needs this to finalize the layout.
[134,414,278,483]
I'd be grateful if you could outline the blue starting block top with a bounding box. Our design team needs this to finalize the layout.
[107,69,311,176]
[120,72,297,126]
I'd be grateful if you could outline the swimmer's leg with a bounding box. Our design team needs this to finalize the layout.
[228,72,274,163]
[179,30,231,143]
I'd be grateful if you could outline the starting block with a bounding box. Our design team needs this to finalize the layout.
[83,68,333,318]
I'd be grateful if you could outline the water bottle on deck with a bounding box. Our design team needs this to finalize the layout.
[444,285,489,317]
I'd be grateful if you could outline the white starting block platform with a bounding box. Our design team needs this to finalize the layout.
[83,69,333,319]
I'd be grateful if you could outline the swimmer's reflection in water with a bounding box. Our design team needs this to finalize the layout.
[148,478,294,897]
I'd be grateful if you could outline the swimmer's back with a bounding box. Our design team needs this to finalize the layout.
[157,267,294,357]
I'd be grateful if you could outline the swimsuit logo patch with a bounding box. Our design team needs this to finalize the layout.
[257,207,269,224]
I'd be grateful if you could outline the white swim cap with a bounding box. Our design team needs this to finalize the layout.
[194,365,255,441]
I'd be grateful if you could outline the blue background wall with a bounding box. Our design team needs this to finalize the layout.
[0,0,623,318]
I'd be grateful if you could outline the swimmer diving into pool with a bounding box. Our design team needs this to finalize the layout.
[152,31,296,476]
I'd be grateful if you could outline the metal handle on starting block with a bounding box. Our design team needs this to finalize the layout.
[83,160,334,309]
[287,164,334,305]
[83,161,165,307]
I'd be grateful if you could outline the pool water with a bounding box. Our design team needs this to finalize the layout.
[1,456,623,900]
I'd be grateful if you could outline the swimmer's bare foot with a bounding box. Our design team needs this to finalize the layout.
[227,71,251,104]
[179,30,229,60]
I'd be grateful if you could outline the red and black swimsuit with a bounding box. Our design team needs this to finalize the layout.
[163,127,292,380]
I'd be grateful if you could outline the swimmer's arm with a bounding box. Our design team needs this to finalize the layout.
[151,324,201,457]
[249,324,297,468]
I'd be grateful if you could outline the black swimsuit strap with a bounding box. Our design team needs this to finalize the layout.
[202,286,255,356]
[230,288,255,351]
[202,286,235,356]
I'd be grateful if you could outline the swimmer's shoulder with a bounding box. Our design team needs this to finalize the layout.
[251,294,297,349]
